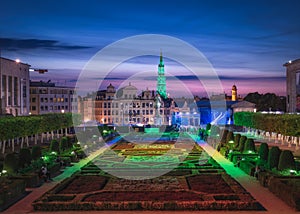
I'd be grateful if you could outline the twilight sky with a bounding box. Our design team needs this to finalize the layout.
[0,0,300,97]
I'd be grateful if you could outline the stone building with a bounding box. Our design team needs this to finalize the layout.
[284,58,300,112]
[0,57,30,116]
[29,81,77,115]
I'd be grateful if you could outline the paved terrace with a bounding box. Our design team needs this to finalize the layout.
[3,135,298,214]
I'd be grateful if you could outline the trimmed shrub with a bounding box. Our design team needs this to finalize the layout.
[238,136,247,153]
[50,139,60,153]
[32,145,42,160]
[243,138,256,153]
[258,143,269,162]
[234,134,241,148]
[3,153,19,174]
[267,146,281,170]
[67,135,76,148]
[278,150,296,171]
[205,123,211,131]
[210,125,220,137]
[60,137,68,151]
[226,131,234,144]
[220,129,228,145]
[18,148,32,168]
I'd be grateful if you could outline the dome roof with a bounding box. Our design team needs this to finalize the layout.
[123,83,137,90]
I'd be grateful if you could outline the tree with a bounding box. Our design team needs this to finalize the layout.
[258,143,269,162]
[4,153,19,174]
[267,146,281,170]
[244,92,286,112]
[18,148,32,168]
[278,150,296,171]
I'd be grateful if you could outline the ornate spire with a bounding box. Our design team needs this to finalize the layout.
[157,51,167,99]
[159,49,164,67]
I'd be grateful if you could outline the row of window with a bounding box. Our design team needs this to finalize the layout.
[31,97,78,103]
[94,109,169,116]
[30,88,74,95]
[94,102,154,108]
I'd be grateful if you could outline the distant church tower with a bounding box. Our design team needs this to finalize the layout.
[157,51,167,99]
[232,84,237,101]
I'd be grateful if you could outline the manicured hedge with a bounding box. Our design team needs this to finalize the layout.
[267,146,281,170]
[243,139,256,153]
[238,136,247,153]
[234,112,300,136]
[3,153,19,174]
[278,150,296,171]
[258,143,269,162]
[0,113,81,141]
[18,148,32,168]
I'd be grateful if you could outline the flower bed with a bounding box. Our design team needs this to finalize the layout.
[83,190,203,201]
[187,175,234,194]
[59,175,108,194]
[32,135,264,211]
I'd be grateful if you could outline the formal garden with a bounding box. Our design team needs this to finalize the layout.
[2,112,300,211]
[208,112,300,211]
[0,113,119,211]
[32,133,264,211]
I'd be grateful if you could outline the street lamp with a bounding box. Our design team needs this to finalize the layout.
[61,109,65,113]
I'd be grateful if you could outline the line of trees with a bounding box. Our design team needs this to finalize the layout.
[0,113,81,153]
[234,112,300,136]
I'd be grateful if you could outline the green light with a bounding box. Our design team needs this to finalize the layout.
[2,170,7,174]
[42,156,50,162]
[228,140,234,144]
[51,151,57,155]
[290,169,297,175]
[247,150,253,154]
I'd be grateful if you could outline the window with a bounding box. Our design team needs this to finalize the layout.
[41,106,44,111]
[65,98,68,102]
[32,106,36,111]
[32,97,36,102]
[41,98,44,102]
[50,98,53,102]
[44,98,48,103]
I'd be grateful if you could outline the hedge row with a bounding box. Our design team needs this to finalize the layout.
[233,112,300,136]
[0,113,81,141]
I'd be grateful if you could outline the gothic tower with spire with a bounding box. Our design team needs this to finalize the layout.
[157,51,167,99]
[232,84,237,101]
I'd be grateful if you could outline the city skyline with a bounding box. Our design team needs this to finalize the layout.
[1,0,300,96]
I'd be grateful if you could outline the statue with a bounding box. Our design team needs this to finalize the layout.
[154,94,162,125]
